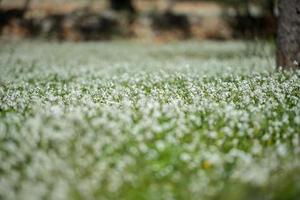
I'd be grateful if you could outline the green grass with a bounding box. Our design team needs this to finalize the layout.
[0,40,299,200]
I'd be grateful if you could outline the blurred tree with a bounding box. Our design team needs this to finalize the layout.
[0,0,32,26]
[277,0,300,69]
[202,0,277,38]
[110,0,135,14]
[22,0,31,14]
[199,0,276,17]
[263,0,276,16]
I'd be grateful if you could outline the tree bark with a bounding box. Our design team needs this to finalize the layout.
[110,0,135,13]
[277,0,300,69]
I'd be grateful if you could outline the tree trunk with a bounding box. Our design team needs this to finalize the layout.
[110,0,135,13]
[277,0,300,69]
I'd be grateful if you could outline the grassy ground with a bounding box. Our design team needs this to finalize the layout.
[0,40,299,200]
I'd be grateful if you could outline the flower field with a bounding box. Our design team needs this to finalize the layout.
[0,41,300,200]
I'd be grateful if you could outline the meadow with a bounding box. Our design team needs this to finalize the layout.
[0,40,299,200]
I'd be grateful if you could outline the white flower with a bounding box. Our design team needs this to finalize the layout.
[180,153,191,162]
[155,140,166,151]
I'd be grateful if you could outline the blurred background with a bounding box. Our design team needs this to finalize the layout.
[0,0,277,42]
